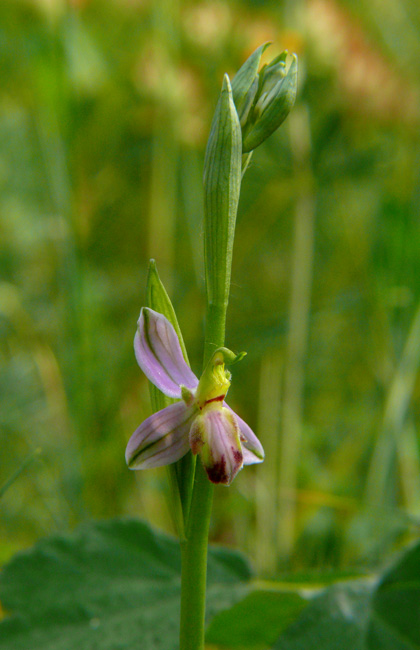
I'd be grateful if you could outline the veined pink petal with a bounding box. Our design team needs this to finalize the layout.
[135,308,199,398]
[225,404,264,465]
[190,406,243,485]
[126,401,195,469]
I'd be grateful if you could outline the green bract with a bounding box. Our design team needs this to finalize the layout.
[203,74,242,319]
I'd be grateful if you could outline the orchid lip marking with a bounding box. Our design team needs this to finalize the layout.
[201,394,226,409]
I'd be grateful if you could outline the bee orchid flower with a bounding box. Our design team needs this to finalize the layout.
[126,308,264,485]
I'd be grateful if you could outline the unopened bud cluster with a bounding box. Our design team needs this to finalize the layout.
[231,43,298,152]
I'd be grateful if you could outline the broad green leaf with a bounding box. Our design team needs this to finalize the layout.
[0,518,250,650]
[206,540,420,650]
[367,540,420,649]
[274,540,420,649]
[206,588,309,649]
[273,581,373,650]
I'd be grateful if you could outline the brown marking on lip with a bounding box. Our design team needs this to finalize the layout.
[233,449,243,464]
[206,456,229,484]
[204,394,225,406]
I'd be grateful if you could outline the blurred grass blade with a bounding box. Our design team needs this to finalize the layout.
[365,301,420,507]
[0,449,41,500]
[255,351,282,575]
[277,106,315,560]
[397,421,420,514]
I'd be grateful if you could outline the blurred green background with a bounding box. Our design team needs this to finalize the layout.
[2,0,420,576]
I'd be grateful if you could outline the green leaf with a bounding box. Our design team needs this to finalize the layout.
[367,541,420,649]
[275,541,420,649]
[206,540,420,650]
[206,588,309,649]
[272,581,373,650]
[0,518,251,650]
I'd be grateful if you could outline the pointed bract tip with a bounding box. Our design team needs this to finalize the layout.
[222,73,233,93]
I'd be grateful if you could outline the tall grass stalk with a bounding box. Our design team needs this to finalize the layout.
[397,422,420,515]
[148,0,180,283]
[365,301,420,507]
[277,106,315,560]
[256,351,282,574]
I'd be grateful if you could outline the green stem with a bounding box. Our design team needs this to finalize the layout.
[179,56,237,650]
[203,302,227,365]
[179,301,226,649]
[179,463,214,650]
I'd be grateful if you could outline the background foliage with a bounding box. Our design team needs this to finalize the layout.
[1,518,419,649]
[1,0,420,580]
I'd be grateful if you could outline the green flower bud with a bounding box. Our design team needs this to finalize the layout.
[242,52,298,153]
[231,43,270,127]
[257,52,288,96]
[231,44,298,154]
